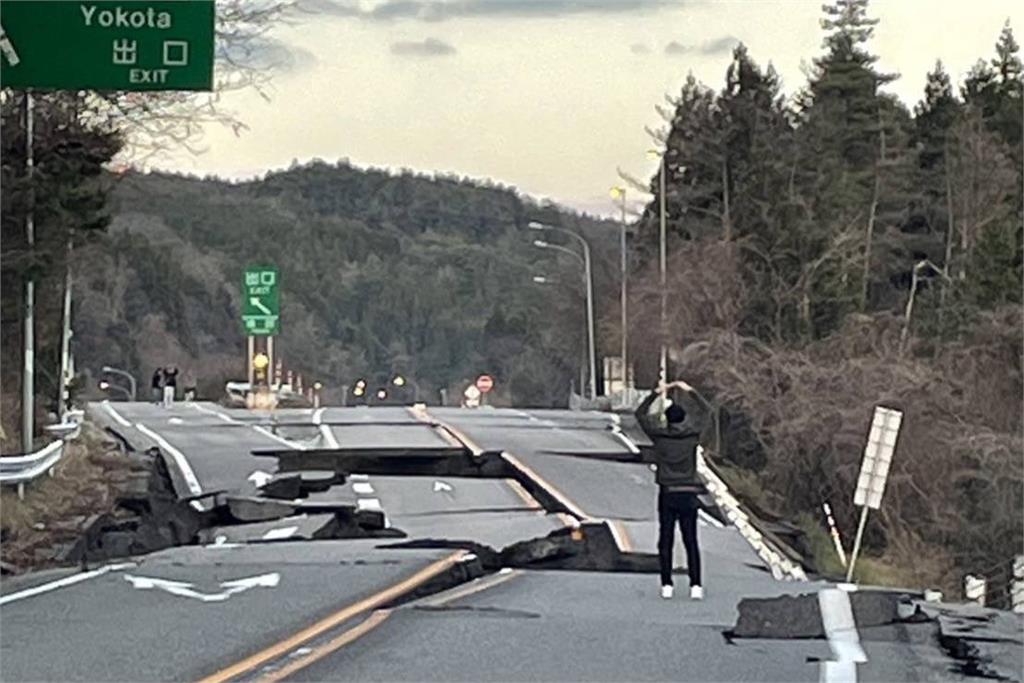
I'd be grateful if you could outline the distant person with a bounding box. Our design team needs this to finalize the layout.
[635,379,712,600]
[182,369,197,401]
[151,368,164,404]
[162,366,179,407]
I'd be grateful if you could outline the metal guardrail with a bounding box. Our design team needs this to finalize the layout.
[0,413,82,500]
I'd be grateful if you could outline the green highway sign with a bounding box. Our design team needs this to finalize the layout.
[0,1,214,91]
[242,265,280,337]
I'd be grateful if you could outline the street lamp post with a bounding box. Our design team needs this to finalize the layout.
[101,366,137,401]
[99,380,132,402]
[610,186,629,392]
[529,222,597,400]
[647,149,676,387]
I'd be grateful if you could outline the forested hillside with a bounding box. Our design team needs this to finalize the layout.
[622,1,1022,594]
[70,163,621,405]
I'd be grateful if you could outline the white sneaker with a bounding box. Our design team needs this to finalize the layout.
[660,585,674,599]
[690,585,704,600]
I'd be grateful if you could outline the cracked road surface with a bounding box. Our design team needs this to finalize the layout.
[2,401,1019,682]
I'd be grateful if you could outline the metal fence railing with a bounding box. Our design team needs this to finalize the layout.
[0,414,82,500]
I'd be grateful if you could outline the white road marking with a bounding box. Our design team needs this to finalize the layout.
[312,407,340,449]
[432,480,453,493]
[0,562,136,606]
[350,474,370,481]
[190,402,240,424]
[698,510,726,529]
[818,587,868,683]
[204,535,242,549]
[262,526,299,541]
[352,482,375,495]
[252,424,307,451]
[168,417,184,425]
[135,423,204,503]
[611,427,641,454]
[101,401,131,427]
[357,498,382,512]
[124,572,280,602]
[191,402,306,450]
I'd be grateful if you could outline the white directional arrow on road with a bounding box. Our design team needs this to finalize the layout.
[124,572,280,602]
[250,297,272,315]
[433,480,453,493]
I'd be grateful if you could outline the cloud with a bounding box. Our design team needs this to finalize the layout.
[304,0,680,21]
[390,37,458,56]
[630,43,651,54]
[664,40,691,55]
[699,35,739,55]
[664,35,739,57]
[221,37,318,74]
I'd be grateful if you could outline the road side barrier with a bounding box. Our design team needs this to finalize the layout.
[698,447,808,582]
[0,413,82,500]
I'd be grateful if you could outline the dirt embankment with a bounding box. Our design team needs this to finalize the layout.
[0,422,190,574]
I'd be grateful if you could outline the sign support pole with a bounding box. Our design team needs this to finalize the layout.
[21,91,35,454]
[266,336,274,389]
[247,336,255,388]
[846,506,870,583]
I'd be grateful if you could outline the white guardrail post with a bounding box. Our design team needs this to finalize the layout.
[1012,556,1024,614]
[0,412,82,500]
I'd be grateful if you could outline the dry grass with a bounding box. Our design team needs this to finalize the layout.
[0,422,135,571]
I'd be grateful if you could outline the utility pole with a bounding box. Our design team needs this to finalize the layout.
[22,92,35,453]
[658,153,667,386]
[58,238,73,419]
[611,186,629,392]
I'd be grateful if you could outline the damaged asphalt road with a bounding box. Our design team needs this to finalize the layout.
[2,401,1020,682]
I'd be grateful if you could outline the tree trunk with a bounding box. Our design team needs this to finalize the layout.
[940,146,955,314]
[860,173,880,311]
[721,157,733,242]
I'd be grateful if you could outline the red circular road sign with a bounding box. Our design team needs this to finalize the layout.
[475,374,494,393]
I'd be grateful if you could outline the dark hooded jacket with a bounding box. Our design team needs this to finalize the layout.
[635,388,712,490]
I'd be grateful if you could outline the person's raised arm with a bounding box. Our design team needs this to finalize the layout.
[634,385,664,436]
[669,380,711,434]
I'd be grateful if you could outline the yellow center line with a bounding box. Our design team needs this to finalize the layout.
[254,610,393,683]
[197,551,467,683]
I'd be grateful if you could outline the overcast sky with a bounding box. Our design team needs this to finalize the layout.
[159,0,1022,216]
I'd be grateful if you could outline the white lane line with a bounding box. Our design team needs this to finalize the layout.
[352,482,374,495]
[191,402,306,450]
[818,587,868,683]
[190,402,240,424]
[0,562,136,606]
[252,425,307,451]
[350,474,370,482]
[102,401,131,427]
[312,407,340,449]
[356,498,382,512]
[612,427,641,455]
[135,423,203,499]
[262,526,299,541]
[699,510,726,529]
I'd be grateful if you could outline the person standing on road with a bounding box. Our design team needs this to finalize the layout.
[151,368,164,404]
[635,379,712,600]
[162,366,179,408]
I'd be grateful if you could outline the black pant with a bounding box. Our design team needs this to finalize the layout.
[657,490,702,587]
